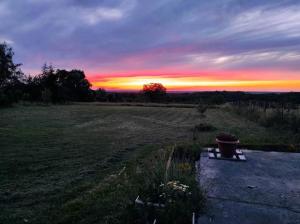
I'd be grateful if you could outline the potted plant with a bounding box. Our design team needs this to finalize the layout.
[216,133,239,158]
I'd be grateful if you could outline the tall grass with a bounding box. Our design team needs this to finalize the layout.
[57,144,205,224]
[132,145,205,223]
[231,101,300,133]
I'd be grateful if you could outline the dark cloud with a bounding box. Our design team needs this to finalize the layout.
[0,0,300,74]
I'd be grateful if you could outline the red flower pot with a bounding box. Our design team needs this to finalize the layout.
[216,134,239,158]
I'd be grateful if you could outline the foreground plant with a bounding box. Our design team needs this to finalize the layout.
[57,145,205,224]
[134,145,205,223]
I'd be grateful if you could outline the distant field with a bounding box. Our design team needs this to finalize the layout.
[0,103,297,223]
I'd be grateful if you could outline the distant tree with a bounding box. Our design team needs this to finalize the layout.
[142,83,166,102]
[95,88,107,101]
[56,69,93,101]
[0,43,24,105]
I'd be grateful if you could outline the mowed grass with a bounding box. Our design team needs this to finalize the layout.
[0,103,296,223]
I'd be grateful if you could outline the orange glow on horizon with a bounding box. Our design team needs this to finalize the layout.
[90,75,300,92]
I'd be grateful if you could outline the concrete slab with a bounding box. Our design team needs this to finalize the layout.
[197,150,300,224]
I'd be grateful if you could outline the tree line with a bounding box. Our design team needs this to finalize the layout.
[0,43,96,105]
[1,42,300,106]
[0,43,169,105]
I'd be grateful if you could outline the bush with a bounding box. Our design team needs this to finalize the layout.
[231,103,300,133]
[197,104,208,117]
[193,123,217,132]
[290,114,300,133]
[0,89,22,106]
[172,144,202,163]
[0,92,11,106]
[208,95,225,105]
[135,145,205,223]
[41,89,52,103]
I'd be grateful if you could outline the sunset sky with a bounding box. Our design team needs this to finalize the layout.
[1,0,300,91]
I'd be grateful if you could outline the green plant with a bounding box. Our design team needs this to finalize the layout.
[172,144,202,162]
[193,123,217,132]
[131,145,205,223]
[197,104,208,117]
[230,103,300,134]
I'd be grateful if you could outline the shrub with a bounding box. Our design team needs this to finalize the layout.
[197,104,207,113]
[208,95,225,105]
[133,145,205,223]
[290,114,300,133]
[0,91,10,106]
[41,89,52,103]
[231,103,300,133]
[193,123,217,132]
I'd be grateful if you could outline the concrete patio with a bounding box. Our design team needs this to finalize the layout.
[197,150,300,224]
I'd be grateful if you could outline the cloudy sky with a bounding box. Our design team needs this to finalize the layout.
[1,0,300,91]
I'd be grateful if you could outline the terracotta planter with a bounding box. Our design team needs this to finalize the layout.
[216,134,239,158]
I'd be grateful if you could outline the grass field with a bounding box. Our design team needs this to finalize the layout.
[0,103,298,223]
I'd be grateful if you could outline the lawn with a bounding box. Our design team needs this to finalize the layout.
[0,103,297,223]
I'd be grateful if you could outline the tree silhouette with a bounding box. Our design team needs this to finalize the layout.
[24,64,93,103]
[0,43,24,105]
[142,83,166,102]
[95,88,107,101]
[56,69,92,101]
